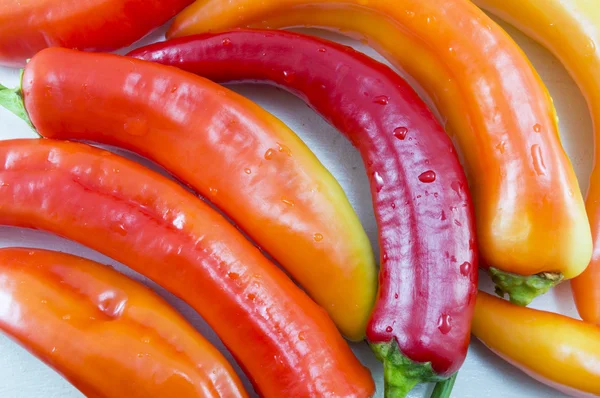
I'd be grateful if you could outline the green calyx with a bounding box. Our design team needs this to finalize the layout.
[370,340,445,398]
[489,267,563,306]
[0,72,33,129]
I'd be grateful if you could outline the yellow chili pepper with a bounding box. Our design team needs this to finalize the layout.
[472,292,600,397]
[473,0,600,326]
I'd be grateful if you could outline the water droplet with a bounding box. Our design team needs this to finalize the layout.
[247,293,256,301]
[385,326,393,333]
[495,141,506,154]
[283,70,296,83]
[40,299,47,304]
[440,210,447,221]
[0,181,9,187]
[97,291,127,318]
[586,39,596,56]
[281,198,295,207]
[298,332,306,341]
[313,233,324,242]
[451,181,463,197]
[438,314,452,334]
[419,170,436,183]
[374,95,389,105]
[228,272,240,280]
[124,119,149,137]
[382,253,388,263]
[170,86,178,93]
[244,168,252,175]
[222,38,232,46]
[137,353,144,358]
[318,48,327,53]
[391,202,396,209]
[531,145,546,176]
[51,347,57,354]
[110,223,127,236]
[373,172,384,192]
[393,127,408,140]
[142,337,150,344]
[533,124,542,133]
[460,262,471,276]
[394,293,399,299]
[276,142,292,156]
[62,314,71,320]
[209,187,218,196]
[264,148,275,160]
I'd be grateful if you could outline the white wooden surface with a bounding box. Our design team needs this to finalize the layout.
[0,16,592,398]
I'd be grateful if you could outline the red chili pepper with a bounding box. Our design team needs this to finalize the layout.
[129,29,478,396]
[0,248,248,398]
[0,139,375,398]
[0,0,194,67]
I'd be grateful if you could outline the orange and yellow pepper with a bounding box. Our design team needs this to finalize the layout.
[473,0,600,326]
[472,292,600,397]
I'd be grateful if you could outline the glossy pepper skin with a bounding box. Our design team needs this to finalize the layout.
[472,0,600,327]
[0,47,377,341]
[472,292,600,397]
[0,139,375,398]
[0,248,247,398]
[0,0,194,67]
[129,30,478,397]
[169,0,592,306]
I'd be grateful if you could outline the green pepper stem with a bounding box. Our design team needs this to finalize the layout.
[489,267,563,306]
[370,341,444,398]
[431,372,457,398]
[0,76,33,129]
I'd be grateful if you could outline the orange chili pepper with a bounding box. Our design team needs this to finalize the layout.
[0,47,377,341]
[472,292,600,397]
[0,248,247,398]
[472,0,600,326]
[168,0,592,306]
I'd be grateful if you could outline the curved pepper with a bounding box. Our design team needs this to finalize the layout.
[0,0,194,67]
[168,0,592,306]
[472,0,600,326]
[0,248,247,398]
[0,47,377,341]
[0,139,375,398]
[129,29,478,397]
[471,292,600,397]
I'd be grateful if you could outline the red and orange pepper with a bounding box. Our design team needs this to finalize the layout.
[0,0,194,67]
[0,139,375,397]
[0,248,247,398]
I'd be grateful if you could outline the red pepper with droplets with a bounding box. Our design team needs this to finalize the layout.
[129,29,478,397]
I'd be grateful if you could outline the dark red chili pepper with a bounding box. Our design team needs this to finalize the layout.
[130,29,478,395]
